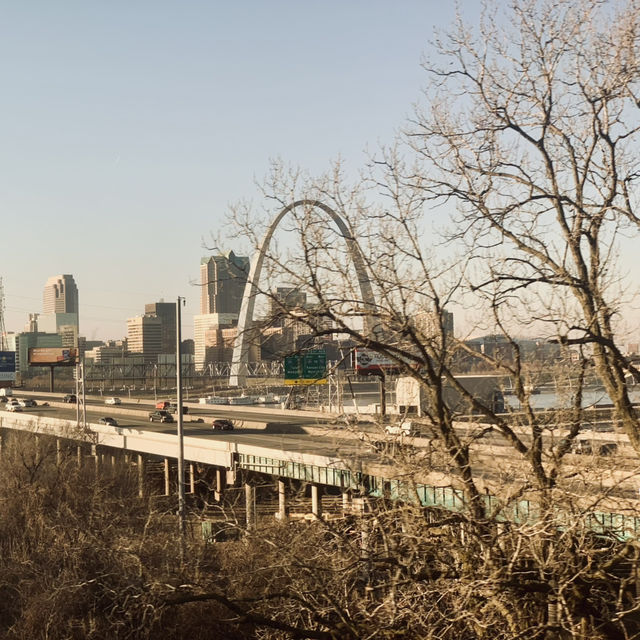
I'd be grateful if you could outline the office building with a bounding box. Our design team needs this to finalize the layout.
[268,287,307,326]
[194,313,237,370]
[200,251,249,315]
[41,275,79,346]
[144,302,176,355]
[43,275,78,315]
[127,315,162,364]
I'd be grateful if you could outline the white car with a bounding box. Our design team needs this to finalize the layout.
[5,403,22,412]
[384,421,418,436]
[105,397,122,405]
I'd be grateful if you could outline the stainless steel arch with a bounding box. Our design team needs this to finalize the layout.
[229,199,377,387]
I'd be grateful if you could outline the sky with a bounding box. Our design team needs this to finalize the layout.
[2,1,484,341]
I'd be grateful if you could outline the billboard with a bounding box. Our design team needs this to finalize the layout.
[0,351,16,381]
[28,347,78,367]
[353,348,397,374]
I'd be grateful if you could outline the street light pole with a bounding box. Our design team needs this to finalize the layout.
[176,297,186,555]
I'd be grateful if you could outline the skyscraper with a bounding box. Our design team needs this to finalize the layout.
[200,251,250,315]
[196,251,250,370]
[43,275,78,315]
[40,275,79,346]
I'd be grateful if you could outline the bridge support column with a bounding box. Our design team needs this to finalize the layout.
[342,491,351,515]
[76,444,83,468]
[56,439,62,466]
[277,479,288,521]
[163,458,170,496]
[189,463,195,494]
[245,483,256,530]
[311,484,322,520]
[92,444,100,473]
[137,454,145,498]
[215,468,225,502]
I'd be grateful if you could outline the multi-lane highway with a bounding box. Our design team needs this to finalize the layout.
[2,391,376,461]
[4,390,640,500]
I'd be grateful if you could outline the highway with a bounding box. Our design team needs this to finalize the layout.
[5,391,640,503]
[3,392,374,461]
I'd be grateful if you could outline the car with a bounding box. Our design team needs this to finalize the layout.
[212,418,234,431]
[105,397,121,405]
[16,399,36,408]
[0,397,7,404]
[168,402,189,414]
[148,410,174,423]
[384,421,419,436]
[98,416,118,426]
[5,403,22,412]
[570,439,618,456]
[62,394,77,403]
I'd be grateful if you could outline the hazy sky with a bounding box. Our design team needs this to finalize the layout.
[2,1,478,340]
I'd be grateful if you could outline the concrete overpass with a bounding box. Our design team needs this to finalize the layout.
[2,402,640,538]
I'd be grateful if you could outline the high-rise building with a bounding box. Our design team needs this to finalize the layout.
[43,275,78,315]
[144,302,176,355]
[200,251,250,315]
[41,275,79,346]
[196,251,250,370]
[194,313,237,370]
[268,287,307,325]
[127,315,162,364]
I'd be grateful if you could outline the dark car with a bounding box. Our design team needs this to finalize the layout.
[168,403,189,414]
[149,410,174,423]
[570,439,618,456]
[62,394,77,403]
[98,416,118,426]
[212,418,234,431]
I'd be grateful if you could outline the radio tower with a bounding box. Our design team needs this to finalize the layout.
[0,278,7,351]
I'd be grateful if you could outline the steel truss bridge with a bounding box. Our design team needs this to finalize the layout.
[82,361,284,386]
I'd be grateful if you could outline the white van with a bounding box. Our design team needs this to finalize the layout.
[0,388,13,397]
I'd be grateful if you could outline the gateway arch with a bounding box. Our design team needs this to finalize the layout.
[229,199,377,387]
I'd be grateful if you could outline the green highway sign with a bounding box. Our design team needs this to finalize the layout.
[284,349,327,385]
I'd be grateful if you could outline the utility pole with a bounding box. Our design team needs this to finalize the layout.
[176,297,186,558]
[0,278,7,351]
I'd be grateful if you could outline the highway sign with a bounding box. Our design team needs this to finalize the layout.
[284,349,327,385]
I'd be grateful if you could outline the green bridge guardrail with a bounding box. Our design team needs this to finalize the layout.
[237,452,640,540]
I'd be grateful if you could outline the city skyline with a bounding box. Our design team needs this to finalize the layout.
[1,1,484,342]
[2,2,639,343]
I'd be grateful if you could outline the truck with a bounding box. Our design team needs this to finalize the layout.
[157,400,189,414]
[0,387,13,397]
[396,374,506,417]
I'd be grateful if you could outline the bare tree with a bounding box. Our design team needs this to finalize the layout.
[408,0,640,448]
[214,1,640,636]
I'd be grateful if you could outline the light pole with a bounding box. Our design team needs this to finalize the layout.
[176,297,186,557]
